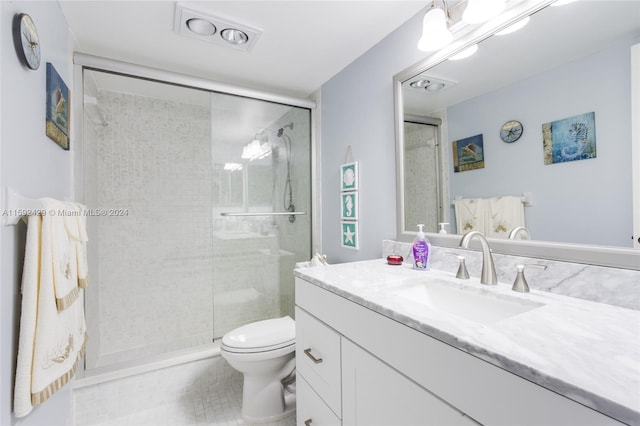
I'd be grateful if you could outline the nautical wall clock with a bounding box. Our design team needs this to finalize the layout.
[13,13,41,70]
[500,120,523,143]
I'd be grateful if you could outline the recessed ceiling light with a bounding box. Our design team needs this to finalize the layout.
[221,28,249,45]
[426,82,446,91]
[174,3,262,52]
[186,18,216,36]
[410,79,430,89]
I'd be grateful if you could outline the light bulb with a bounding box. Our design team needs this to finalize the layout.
[417,7,453,52]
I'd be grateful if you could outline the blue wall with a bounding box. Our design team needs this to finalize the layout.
[320,8,428,263]
[448,36,637,247]
[1,1,74,424]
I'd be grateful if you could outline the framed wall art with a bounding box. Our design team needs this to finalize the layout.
[542,112,596,165]
[452,134,484,172]
[340,191,358,220]
[341,221,359,250]
[45,62,70,150]
[340,161,358,191]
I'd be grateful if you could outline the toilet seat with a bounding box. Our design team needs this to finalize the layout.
[222,316,295,354]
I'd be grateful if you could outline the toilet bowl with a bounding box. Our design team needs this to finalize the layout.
[221,316,296,423]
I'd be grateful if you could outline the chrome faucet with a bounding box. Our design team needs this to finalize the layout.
[508,226,531,240]
[459,231,497,285]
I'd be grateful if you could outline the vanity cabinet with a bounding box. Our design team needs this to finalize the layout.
[342,338,479,425]
[295,277,624,426]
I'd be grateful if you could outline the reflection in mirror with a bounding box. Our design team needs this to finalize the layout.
[398,0,640,248]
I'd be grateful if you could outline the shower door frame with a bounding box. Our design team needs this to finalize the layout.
[71,53,320,378]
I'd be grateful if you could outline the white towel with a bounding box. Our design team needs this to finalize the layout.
[14,207,87,418]
[44,200,89,311]
[486,196,525,239]
[454,198,486,234]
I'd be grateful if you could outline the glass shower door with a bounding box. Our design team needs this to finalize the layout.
[211,93,312,338]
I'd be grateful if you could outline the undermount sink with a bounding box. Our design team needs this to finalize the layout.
[394,278,545,325]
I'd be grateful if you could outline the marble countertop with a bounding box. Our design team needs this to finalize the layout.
[294,259,640,425]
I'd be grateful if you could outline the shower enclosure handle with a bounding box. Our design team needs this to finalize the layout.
[220,211,307,217]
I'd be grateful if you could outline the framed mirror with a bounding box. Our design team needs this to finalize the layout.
[394,0,640,269]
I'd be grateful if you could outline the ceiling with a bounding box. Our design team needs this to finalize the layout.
[403,1,640,115]
[59,0,429,99]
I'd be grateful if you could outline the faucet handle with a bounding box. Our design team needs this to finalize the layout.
[445,252,470,280]
[512,264,547,293]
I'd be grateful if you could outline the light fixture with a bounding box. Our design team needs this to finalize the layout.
[174,4,262,51]
[449,44,478,60]
[186,18,216,36]
[408,76,455,92]
[462,0,506,25]
[220,28,249,45]
[241,131,272,161]
[417,1,453,52]
[224,163,243,171]
[495,16,530,36]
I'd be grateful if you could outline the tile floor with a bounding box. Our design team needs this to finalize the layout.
[74,354,296,426]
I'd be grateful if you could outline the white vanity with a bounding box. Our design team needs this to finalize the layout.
[294,260,640,425]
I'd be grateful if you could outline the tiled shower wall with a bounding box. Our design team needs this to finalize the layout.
[88,90,214,364]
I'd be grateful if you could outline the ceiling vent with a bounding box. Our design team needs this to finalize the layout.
[174,3,262,52]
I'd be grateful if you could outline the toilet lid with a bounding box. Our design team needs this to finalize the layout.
[222,316,295,352]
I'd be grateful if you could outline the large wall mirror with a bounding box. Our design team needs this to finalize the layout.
[394,0,640,269]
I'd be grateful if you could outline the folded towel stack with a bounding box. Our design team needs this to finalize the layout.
[14,199,89,418]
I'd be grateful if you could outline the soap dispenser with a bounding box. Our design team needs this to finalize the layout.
[438,223,449,234]
[412,224,431,270]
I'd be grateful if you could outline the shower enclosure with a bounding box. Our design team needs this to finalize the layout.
[80,67,312,371]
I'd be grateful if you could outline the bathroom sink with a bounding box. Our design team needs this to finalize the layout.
[393,278,544,325]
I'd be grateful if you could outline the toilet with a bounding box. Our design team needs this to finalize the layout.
[221,316,296,423]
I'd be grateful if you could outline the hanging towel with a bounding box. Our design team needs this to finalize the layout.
[454,198,486,234]
[45,199,89,311]
[486,196,525,239]
[14,206,88,418]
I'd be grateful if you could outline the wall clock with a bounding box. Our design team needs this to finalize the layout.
[500,120,523,143]
[13,13,41,70]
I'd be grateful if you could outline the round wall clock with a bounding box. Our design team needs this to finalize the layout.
[13,13,41,70]
[500,120,523,143]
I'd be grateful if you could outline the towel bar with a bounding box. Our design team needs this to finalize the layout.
[220,211,307,217]
[3,186,47,226]
[452,192,533,207]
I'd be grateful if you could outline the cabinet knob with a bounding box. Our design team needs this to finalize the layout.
[304,419,312,426]
[304,348,323,364]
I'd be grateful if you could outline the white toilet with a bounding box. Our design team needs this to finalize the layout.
[221,316,296,423]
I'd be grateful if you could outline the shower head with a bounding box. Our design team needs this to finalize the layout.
[276,122,294,137]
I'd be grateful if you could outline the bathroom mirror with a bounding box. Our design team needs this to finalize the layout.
[394,0,640,269]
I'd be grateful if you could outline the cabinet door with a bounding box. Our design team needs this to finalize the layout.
[296,307,342,416]
[297,374,341,426]
[342,339,479,426]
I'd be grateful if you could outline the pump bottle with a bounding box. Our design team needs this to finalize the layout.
[412,224,431,270]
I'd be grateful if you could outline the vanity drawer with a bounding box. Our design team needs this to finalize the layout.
[295,306,342,417]
[297,374,341,426]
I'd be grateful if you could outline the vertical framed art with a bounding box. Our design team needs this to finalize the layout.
[341,221,359,250]
[452,134,484,173]
[340,191,358,220]
[46,62,70,150]
[340,161,358,191]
